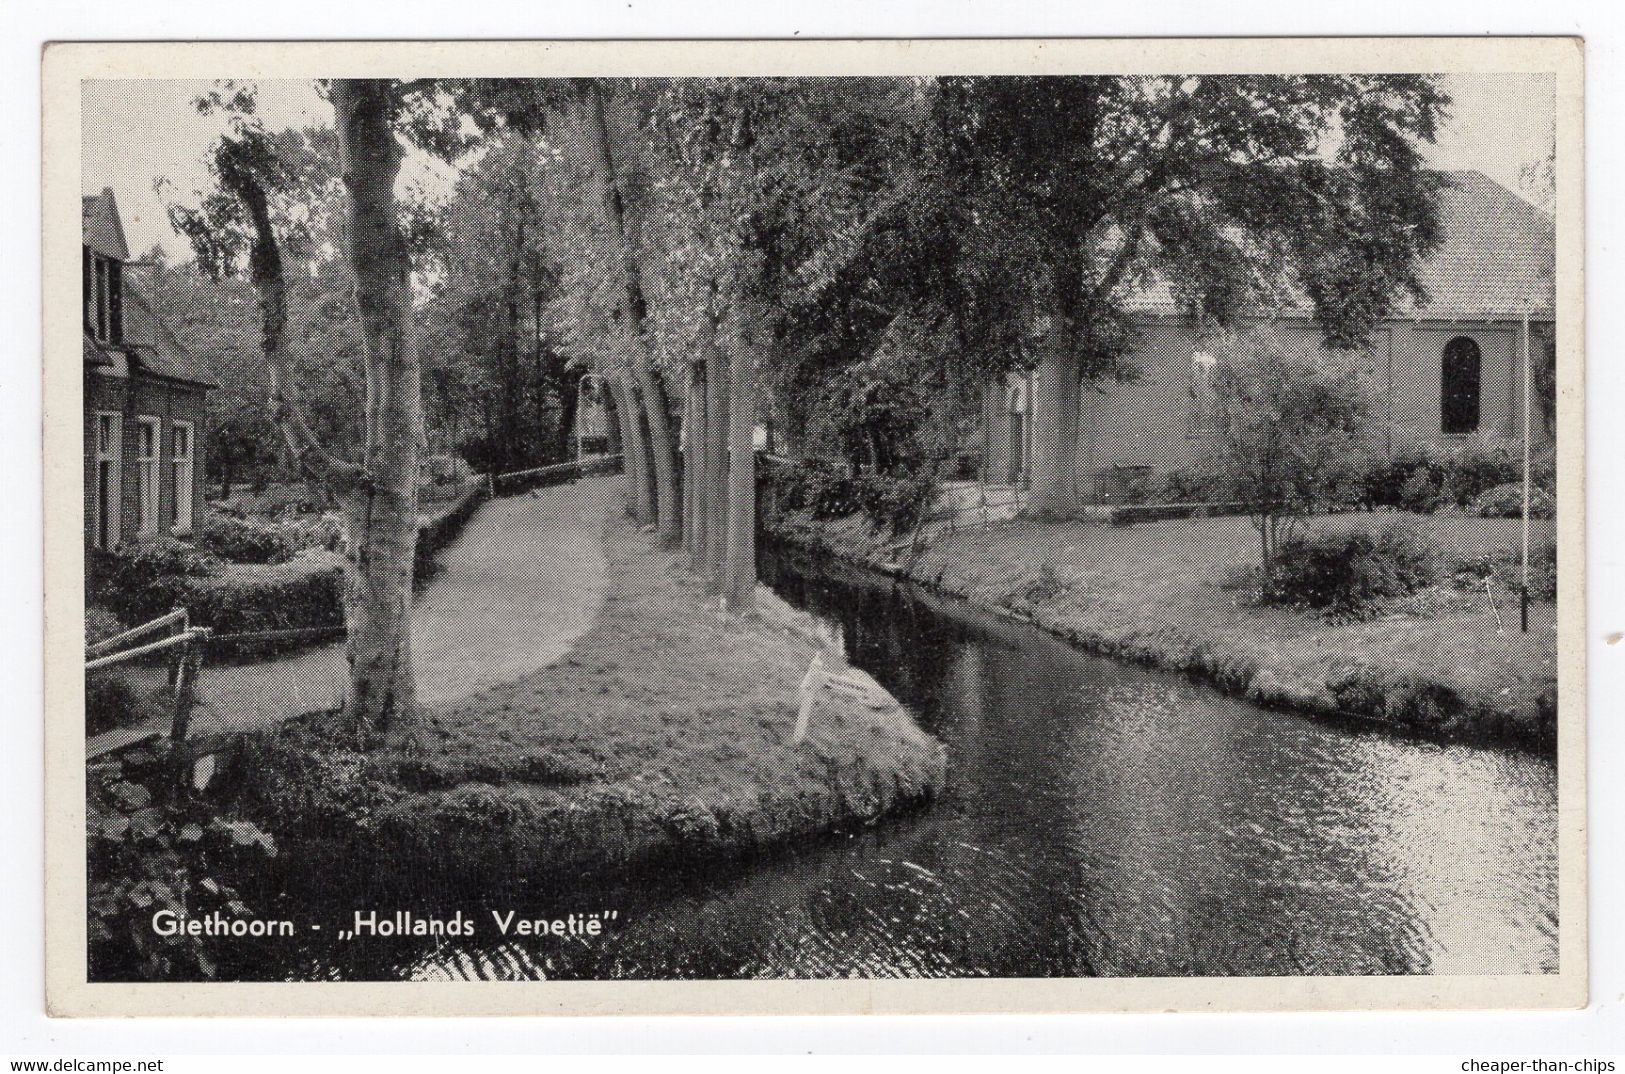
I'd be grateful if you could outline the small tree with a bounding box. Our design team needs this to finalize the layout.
[1207,331,1370,578]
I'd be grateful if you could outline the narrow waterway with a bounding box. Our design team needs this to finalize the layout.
[258,545,1558,981]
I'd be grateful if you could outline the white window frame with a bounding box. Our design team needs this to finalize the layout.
[171,420,194,534]
[135,416,161,537]
[93,412,122,550]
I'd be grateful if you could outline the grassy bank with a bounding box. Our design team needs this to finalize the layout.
[766,507,1557,753]
[231,505,946,889]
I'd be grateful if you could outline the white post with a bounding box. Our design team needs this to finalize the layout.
[794,651,825,745]
[1521,303,1532,633]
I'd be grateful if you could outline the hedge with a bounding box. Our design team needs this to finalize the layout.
[90,479,489,660]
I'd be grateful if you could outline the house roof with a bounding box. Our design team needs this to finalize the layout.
[120,285,218,387]
[1405,170,1555,320]
[83,185,216,388]
[1120,169,1555,322]
[81,188,130,262]
[84,285,218,389]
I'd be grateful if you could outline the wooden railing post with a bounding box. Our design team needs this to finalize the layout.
[169,629,208,745]
[165,607,187,686]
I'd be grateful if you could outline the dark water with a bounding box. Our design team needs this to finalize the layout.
[255,547,1558,981]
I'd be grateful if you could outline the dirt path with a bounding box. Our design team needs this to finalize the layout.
[90,478,619,754]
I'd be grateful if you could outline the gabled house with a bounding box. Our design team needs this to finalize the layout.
[84,187,216,549]
[981,170,1557,502]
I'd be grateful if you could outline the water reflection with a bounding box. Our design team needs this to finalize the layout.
[257,546,1558,981]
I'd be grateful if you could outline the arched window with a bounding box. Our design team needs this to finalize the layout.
[1441,336,1482,435]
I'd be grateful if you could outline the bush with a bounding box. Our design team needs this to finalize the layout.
[1155,467,1237,505]
[415,479,488,582]
[85,668,157,736]
[1452,543,1557,602]
[1359,435,1527,513]
[765,462,936,534]
[852,472,937,533]
[92,479,486,660]
[1449,433,1523,504]
[1398,467,1452,514]
[1265,523,1439,621]
[196,512,297,565]
[86,605,124,647]
[87,747,279,981]
[88,541,220,627]
[1472,482,1555,520]
[281,513,346,554]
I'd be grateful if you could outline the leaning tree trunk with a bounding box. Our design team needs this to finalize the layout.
[723,325,757,614]
[1028,285,1081,519]
[580,79,682,547]
[331,78,423,741]
[704,329,731,595]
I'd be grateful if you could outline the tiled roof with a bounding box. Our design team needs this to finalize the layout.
[121,285,218,387]
[84,286,218,388]
[81,188,130,262]
[1120,170,1554,321]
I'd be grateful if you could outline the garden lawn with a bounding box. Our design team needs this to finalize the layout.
[237,489,946,886]
[776,508,1558,751]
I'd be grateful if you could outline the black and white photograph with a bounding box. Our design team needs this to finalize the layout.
[41,37,1584,1017]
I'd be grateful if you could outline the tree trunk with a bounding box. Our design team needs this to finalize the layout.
[503,278,521,473]
[704,330,730,594]
[1028,288,1081,519]
[612,370,653,524]
[331,78,423,742]
[689,361,709,570]
[558,365,583,463]
[723,324,757,614]
[579,79,681,546]
[602,376,623,456]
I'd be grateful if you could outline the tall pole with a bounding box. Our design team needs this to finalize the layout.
[1521,304,1532,633]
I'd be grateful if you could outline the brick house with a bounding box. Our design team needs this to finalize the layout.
[982,170,1556,501]
[84,188,216,549]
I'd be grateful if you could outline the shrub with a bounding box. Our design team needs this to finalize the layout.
[1359,445,1440,509]
[1205,331,1370,573]
[1265,523,1439,621]
[85,668,158,736]
[415,479,488,582]
[1472,482,1555,520]
[1448,433,1523,504]
[1155,468,1236,505]
[280,513,346,554]
[852,472,937,533]
[92,479,485,661]
[195,512,296,565]
[1452,543,1557,602]
[88,541,220,627]
[765,462,936,534]
[87,747,279,981]
[86,605,124,647]
[1398,467,1452,514]
[1359,435,1528,513]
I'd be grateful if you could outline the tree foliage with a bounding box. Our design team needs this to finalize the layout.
[1204,330,1371,575]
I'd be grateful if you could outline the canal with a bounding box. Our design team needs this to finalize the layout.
[260,544,1558,981]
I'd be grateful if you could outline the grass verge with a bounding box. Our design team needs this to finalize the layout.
[229,507,946,889]
[766,506,1557,754]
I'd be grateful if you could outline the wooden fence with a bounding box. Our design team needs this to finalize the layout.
[86,608,213,746]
